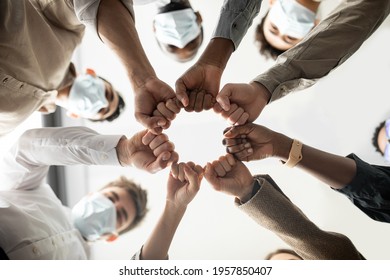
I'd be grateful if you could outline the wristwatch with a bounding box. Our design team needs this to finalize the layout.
[285,139,303,168]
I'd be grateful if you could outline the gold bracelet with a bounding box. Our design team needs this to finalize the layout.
[285,139,303,168]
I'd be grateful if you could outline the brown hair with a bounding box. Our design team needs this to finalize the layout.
[102,176,148,234]
[372,120,386,156]
[254,12,284,60]
[265,248,303,260]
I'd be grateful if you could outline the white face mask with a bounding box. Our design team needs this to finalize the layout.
[72,193,117,242]
[154,8,200,48]
[67,74,108,118]
[268,0,316,38]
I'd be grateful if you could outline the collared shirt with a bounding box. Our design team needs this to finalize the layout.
[0,0,84,91]
[0,0,84,136]
[0,127,123,259]
[252,0,390,103]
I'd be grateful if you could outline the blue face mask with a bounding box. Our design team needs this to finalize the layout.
[269,0,316,39]
[154,8,200,48]
[72,193,117,242]
[384,119,390,161]
[67,74,108,118]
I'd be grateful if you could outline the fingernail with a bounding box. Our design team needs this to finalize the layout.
[162,154,170,161]
[222,139,226,145]
[248,148,253,153]
[244,143,251,148]
[224,130,232,136]
[157,120,166,126]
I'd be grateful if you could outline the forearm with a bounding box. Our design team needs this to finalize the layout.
[274,133,356,189]
[198,38,234,71]
[0,127,122,190]
[253,0,390,102]
[140,202,186,260]
[97,0,156,87]
[213,0,262,49]
[238,175,362,259]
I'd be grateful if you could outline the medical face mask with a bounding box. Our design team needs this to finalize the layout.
[384,119,390,161]
[154,8,200,48]
[67,74,108,118]
[72,193,117,242]
[268,0,316,39]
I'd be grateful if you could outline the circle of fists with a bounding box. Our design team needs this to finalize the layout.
[131,61,274,203]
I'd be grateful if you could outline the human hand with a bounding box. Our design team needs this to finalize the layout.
[214,82,271,125]
[167,162,204,208]
[133,77,176,134]
[118,130,178,173]
[175,62,223,108]
[204,154,254,202]
[223,123,292,162]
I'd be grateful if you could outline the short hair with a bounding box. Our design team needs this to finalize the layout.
[104,91,125,122]
[89,77,126,123]
[372,120,386,155]
[265,248,303,260]
[101,176,148,234]
[157,0,192,14]
[254,12,284,60]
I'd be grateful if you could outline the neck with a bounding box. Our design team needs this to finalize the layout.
[296,0,320,13]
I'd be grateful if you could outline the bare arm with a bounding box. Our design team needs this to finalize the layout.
[224,124,357,189]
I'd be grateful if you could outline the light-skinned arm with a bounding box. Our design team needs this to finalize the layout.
[138,162,203,260]
[96,0,176,134]
[116,130,178,174]
[216,0,390,124]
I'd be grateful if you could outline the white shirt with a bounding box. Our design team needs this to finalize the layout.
[0,127,123,259]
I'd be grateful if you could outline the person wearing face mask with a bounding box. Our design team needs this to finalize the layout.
[254,0,340,60]
[0,126,178,259]
[372,119,390,163]
[152,0,203,62]
[52,67,126,122]
[222,123,390,224]
[0,0,185,137]
[208,0,390,129]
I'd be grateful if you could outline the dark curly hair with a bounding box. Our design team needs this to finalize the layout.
[372,120,386,156]
[265,248,303,260]
[89,77,126,123]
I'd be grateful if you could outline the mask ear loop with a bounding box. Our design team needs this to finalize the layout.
[105,233,118,242]
[86,68,97,77]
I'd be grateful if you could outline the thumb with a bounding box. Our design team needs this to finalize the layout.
[175,79,189,107]
[184,166,200,192]
[223,124,252,138]
[216,86,232,111]
[135,113,167,135]
[150,151,171,173]
[204,163,219,188]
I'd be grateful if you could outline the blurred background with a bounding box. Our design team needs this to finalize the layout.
[2,0,390,259]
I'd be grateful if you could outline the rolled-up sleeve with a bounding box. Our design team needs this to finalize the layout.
[212,0,262,50]
[253,0,390,103]
[73,0,135,37]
